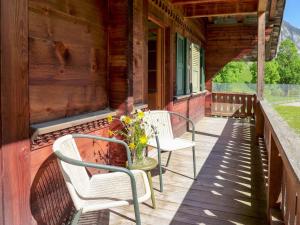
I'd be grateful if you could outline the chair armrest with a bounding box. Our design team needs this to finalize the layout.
[168,112,195,141]
[70,133,133,166]
[55,150,132,175]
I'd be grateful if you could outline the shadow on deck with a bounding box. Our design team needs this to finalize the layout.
[78,117,268,225]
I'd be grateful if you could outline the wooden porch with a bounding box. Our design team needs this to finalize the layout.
[0,0,287,224]
[78,117,268,225]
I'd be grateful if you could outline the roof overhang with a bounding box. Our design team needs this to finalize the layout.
[170,0,286,60]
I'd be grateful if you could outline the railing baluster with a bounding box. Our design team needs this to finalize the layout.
[211,92,257,119]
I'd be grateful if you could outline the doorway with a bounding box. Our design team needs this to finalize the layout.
[147,19,165,110]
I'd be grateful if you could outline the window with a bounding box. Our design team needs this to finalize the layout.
[176,33,205,96]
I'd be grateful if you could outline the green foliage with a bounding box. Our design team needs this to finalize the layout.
[250,60,280,84]
[276,39,300,84]
[213,61,252,83]
[214,39,300,85]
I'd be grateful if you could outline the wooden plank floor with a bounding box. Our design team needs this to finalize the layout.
[79,117,268,225]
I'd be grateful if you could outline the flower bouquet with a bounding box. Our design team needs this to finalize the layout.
[107,109,152,164]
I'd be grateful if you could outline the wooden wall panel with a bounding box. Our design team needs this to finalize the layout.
[29,0,108,123]
[1,0,31,224]
[172,94,206,136]
[133,0,148,104]
[108,0,132,110]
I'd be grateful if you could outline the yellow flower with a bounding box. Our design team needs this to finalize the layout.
[107,115,113,123]
[129,142,136,150]
[124,116,132,124]
[108,130,114,136]
[139,135,148,145]
[137,110,144,119]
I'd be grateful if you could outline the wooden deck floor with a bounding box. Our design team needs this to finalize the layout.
[79,117,268,225]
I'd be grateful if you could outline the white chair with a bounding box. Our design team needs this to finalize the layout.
[52,134,151,225]
[144,110,196,192]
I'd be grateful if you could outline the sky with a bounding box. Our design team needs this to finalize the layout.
[283,0,300,28]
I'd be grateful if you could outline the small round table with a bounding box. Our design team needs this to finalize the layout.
[128,157,158,209]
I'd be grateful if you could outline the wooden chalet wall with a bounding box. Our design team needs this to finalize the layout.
[133,0,148,105]
[29,0,109,124]
[28,0,134,224]
[1,0,31,224]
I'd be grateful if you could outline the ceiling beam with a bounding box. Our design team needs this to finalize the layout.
[258,0,268,12]
[183,2,258,18]
[172,0,237,5]
[269,0,277,19]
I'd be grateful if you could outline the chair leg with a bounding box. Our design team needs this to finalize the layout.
[159,163,163,192]
[157,148,163,192]
[132,193,142,225]
[192,146,196,180]
[165,151,172,167]
[145,146,149,157]
[146,171,156,209]
[71,209,82,225]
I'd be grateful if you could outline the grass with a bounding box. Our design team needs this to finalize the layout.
[274,105,300,135]
[265,95,300,104]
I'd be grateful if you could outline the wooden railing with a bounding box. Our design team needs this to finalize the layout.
[258,101,300,224]
[211,92,256,118]
[209,92,300,223]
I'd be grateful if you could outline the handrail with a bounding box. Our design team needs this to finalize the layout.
[258,100,300,224]
[260,101,300,181]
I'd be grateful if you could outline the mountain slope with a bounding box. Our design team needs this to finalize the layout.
[279,20,300,52]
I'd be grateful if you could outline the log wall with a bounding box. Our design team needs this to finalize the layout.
[0,0,31,224]
[29,0,109,124]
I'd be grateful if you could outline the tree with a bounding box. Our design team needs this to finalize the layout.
[250,60,280,84]
[214,39,300,85]
[276,39,300,84]
[213,61,252,83]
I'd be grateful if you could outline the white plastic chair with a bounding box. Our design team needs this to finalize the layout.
[144,110,196,192]
[52,134,151,225]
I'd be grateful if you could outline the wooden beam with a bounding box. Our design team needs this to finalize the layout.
[269,0,278,19]
[172,0,237,5]
[1,0,31,224]
[257,11,265,101]
[183,2,257,18]
[258,0,268,12]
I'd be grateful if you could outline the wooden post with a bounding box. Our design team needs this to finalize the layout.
[108,0,133,113]
[267,135,283,223]
[257,11,266,101]
[1,0,31,224]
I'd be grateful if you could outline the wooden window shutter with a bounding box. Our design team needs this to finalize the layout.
[185,39,191,94]
[176,33,185,95]
[200,47,206,91]
[192,44,200,92]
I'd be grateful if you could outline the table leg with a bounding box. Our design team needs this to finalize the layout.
[146,170,156,209]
